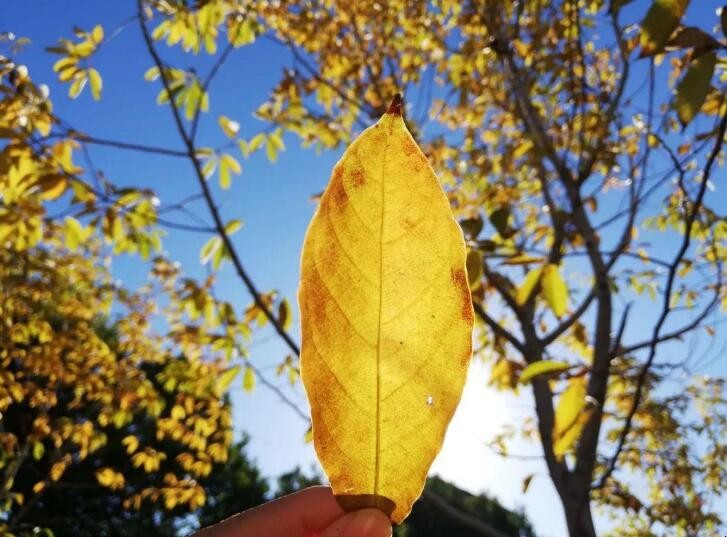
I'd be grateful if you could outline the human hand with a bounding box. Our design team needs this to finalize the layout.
[192,486,392,537]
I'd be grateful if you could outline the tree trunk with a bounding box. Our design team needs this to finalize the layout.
[560,484,597,537]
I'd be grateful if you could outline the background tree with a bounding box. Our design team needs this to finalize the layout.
[2,0,727,536]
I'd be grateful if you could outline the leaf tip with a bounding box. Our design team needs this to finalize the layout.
[387,93,403,115]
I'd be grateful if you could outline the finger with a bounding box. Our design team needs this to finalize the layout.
[320,508,392,537]
[193,486,346,537]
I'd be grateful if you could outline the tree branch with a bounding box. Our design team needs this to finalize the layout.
[66,131,188,158]
[593,109,727,490]
[138,1,300,357]
[473,302,526,354]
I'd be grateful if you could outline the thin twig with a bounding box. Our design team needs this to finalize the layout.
[66,132,188,158]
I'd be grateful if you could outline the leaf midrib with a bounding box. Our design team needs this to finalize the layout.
[374,119,393,496]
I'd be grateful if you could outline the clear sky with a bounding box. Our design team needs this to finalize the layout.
[2,2,726,536]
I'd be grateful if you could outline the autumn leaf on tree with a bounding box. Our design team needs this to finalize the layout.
[298,94,474,523]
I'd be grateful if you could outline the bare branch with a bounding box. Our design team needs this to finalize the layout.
[66,131,188,158]
[156,218,216,233]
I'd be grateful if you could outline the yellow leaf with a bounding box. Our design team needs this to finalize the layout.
[502,255,544,266]
[215,365,240,395]
[243,366,255,392]
[88,68,102,101]
[49,459,69,482]
[122,435,139,455]
[552,377,592,460]
[91,24,104,44]
[95,467,124,490]
[68,74,87,99]
[64,216,90,251]
[298,95,473,524]
[489,358,522,390]
[37,174,68,201]
[278,298,292,330]
[224,219,243,235]
[217,115,240,138]
[516,265,543,305]
[519,360,572,385]
[541,263,568,318]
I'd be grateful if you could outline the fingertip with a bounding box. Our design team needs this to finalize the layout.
[322,508,392,537]
[354,508,393,537]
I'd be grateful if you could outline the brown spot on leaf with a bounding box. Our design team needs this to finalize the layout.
[450,267,474,324]
[306,278,328,326]
[350,168,365,187]
[329,165,348,206]
[402,137,418,156]
[460,343,473,367]
[402,217,417,230]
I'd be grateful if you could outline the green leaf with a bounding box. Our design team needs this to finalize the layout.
[465,249,483,288]
[68,74,87,99]
[459,216,483,239]
[268,129,285,151]
[224,219,243,235]
[488,207,511,237]
[88,68,102,101]
[202,156,218,179]
[218,154,241,189]
[218,115,240,138]
[243,366,255,392]
[143,66,159,81]
[674,51,717,127]
[668,26,720,50]
[265,139,279,163]
[212,242,228,270]
[520,360,573,385]
[639,0,690,56]
[32,441,45,461]
[200,236,222,265]
[247,133,266,155]
[541,263,568,318]
[610,0,636,12]
[222,153,241,174]
[216,365,241,394]
[278,299,292,330]
[516,265,543,305]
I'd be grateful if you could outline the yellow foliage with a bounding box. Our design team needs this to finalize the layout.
[96,467,125,490]
[299,97,473,523]
[553,377,593,460]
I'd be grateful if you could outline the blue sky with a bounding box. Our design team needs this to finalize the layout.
[3,1,726,536]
